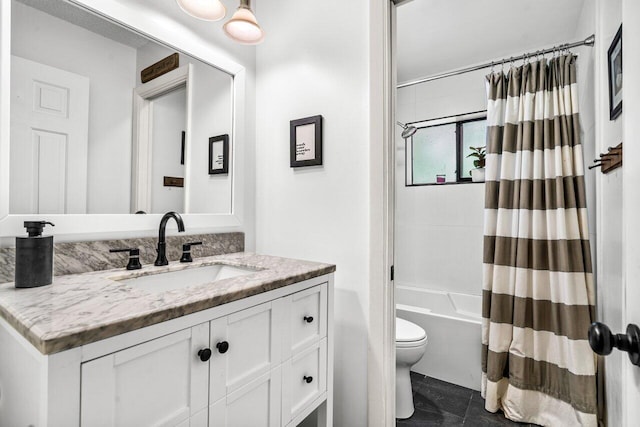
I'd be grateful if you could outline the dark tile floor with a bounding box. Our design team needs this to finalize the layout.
[396,372,537,426]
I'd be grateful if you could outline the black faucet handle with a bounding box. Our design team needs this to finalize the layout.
[109,248,142,270]
[180,242,203,263]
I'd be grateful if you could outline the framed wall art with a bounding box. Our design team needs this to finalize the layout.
[208,134,229,175]
[290,115,323,167]
[608,24,622,120]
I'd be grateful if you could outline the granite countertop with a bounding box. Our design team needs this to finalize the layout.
[0,253,335,355]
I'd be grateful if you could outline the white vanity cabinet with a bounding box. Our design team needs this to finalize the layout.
[0,274,333,427]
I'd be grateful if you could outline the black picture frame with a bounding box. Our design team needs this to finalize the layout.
[290,115,322,167]
[208,134,229,175]
[608,24,623,120]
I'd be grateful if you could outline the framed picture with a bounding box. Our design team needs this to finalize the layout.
[290,115,322,167]
[208,134,229,175]
[608,24,622,120]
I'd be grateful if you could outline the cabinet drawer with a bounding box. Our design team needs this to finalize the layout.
[282,338,327,423]
[286,283,327,356]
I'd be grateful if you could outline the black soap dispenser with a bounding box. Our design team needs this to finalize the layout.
[15,221,55,288]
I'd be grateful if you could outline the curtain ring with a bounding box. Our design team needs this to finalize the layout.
[490,60,495,73]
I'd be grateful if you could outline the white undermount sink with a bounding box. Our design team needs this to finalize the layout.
[115,264,260,293]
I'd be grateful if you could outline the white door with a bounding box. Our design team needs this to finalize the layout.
[622,0,640,423]
[10,55,89,214]
[209,300,283,403]
[80,324,210,427]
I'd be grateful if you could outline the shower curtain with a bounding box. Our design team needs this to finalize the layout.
[481,55,597,426]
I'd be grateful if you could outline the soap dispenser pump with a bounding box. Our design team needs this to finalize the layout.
[15,221,55,288]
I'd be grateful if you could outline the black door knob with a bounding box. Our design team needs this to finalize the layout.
[216,341,230,354]
[303,316,314,323]
[303,375,313,383]
[198,348,212,362]
[588,322,640,366]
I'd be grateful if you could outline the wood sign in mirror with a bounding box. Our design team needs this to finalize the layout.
[8,0,233,216]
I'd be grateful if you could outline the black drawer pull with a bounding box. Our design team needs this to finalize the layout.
[303,375,313,384]
[303,316,314,323]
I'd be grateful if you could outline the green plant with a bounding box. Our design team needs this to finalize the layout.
[466,146,486,169]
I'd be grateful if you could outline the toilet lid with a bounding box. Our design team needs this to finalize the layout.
[396,318,426,342]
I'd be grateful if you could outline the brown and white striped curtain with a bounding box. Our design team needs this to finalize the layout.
[482,55,597,426]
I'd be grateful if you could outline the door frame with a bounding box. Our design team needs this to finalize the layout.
[369,0,397,425]
[131,64,192,213]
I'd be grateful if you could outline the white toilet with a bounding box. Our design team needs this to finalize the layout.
[395,317,428,419]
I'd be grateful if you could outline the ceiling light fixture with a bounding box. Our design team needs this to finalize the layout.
[223,0,265,45]
[176,0,226,22]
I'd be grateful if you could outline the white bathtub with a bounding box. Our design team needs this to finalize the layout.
[395,284,482,391]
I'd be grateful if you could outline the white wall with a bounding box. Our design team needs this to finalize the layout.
[185,63,233,214]
[150,86,186,214]
[255,0,369,425]
[395,70,486,296]
[11,1,136,214]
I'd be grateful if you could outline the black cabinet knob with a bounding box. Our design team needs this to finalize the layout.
[216,341,230,354]
[589,322,640,366]
[303,316,314,323]
[198,348,212,362]
[303,375,313,384]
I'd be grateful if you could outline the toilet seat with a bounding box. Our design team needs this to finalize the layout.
[396,318,427,346]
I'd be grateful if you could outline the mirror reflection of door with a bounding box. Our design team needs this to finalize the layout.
[10,55,89,214]
[149,86,187,214]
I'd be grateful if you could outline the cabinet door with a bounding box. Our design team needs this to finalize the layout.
[81,324,210,427]
[209,300,284,403]
[209,367,282,427]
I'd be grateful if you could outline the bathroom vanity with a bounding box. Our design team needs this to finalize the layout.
[0,253,335,427]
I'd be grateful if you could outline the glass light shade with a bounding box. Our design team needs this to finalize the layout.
[176,0,226,21]
[223,6,265,45]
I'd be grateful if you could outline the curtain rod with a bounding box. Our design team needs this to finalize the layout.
[397,34,595,89]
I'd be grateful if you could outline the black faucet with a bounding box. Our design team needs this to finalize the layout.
[154,212,186,266]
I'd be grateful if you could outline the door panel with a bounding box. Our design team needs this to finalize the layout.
[10,55,89,214]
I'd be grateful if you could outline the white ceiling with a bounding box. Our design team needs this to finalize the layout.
[396,0,587,84]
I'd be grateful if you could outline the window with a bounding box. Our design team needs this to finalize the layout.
[406,113,487,186]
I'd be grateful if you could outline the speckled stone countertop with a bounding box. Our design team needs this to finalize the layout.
[0,253,335,355]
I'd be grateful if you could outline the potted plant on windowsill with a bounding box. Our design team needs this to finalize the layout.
[467,146,486,182]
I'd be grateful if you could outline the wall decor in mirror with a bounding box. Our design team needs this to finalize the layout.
[9,0,234,216]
